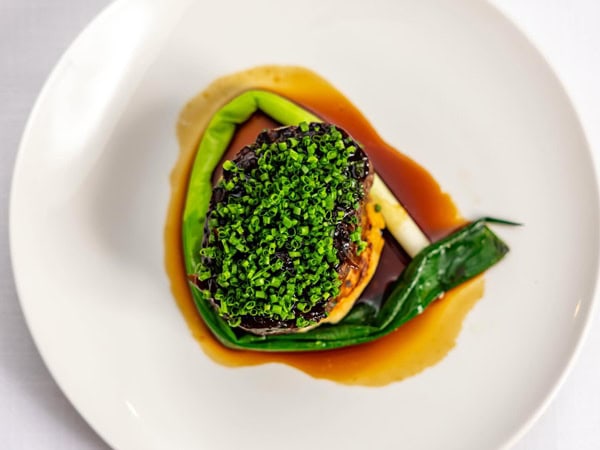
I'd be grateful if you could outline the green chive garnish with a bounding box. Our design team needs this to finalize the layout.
[197,122,368,326]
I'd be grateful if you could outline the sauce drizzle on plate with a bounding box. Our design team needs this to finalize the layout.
[166,66,484,386]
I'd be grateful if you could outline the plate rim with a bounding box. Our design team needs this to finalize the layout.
[481,1,600,446]
[9,3,133,450]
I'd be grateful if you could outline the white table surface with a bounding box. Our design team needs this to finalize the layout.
[1,1,599,449]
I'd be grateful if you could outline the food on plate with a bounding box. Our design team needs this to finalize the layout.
[194,122,384,335]
[181,88,512,352]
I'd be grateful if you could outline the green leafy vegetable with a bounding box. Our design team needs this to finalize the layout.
[183,89,510,351]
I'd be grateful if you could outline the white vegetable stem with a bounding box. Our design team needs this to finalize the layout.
[370,174,431,257]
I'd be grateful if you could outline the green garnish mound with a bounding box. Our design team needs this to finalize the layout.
[195,122,371,333]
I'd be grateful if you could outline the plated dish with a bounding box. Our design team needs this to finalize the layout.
[168,66,512,384]
[10,1,600,449]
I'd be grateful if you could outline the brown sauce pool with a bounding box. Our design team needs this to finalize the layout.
[166,66,484,386]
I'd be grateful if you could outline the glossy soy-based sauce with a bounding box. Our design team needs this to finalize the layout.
[166,66,484,386]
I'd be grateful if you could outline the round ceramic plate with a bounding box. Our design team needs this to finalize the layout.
[10,0,600,449]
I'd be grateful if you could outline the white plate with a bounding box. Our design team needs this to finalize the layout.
[10,0,600,449]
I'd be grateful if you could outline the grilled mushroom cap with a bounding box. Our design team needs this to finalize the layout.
[195,123,384,335]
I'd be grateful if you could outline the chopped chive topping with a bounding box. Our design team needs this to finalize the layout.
[197,122,369,327]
